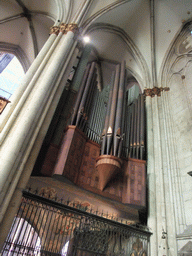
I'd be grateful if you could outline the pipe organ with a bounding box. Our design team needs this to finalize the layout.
[51,60,146,208]
[71,61,106,144]
[127,94,145,160]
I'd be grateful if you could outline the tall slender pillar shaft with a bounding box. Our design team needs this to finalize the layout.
[0,0,94,229]
[0,30,75,221]
[0,41,79,251]
[146,95,157,255]
[0,32,59,137]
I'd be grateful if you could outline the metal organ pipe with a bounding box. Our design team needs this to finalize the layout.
[106,64,120,155]
[95,62,103,92]
[140,94,145,160]
[95,95,103,143]
[83,73,97,132]
[123,90,129,158]
[84,73,97,116]
[71,63,91,125]
[127,94,145,160]
[94,94,100,142]
[136,96,141,159]
[98,97,105,144]
[101,72,115,155]
[75,61,96,127]
[129,102,135,158]
[114,61,126,157]
[91,87,100,142]
[118,69,127,158]
[132,99,138,158]
[86,86,96,140]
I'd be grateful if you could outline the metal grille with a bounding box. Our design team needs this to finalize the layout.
[1,191,151,256]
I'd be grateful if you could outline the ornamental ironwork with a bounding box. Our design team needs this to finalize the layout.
[1,190,151,255]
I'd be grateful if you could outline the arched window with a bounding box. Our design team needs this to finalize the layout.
[2,217,41,255]
[0,52,24,113]
[61,241,69,256]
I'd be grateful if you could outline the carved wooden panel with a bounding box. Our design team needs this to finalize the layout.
[53,126,146,207]
[122,158,146,207]
[77,141,100,188]
[53,126,86,183]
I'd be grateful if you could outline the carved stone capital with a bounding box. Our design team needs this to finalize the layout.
[49,26,60,35]
[66,23,79,34]
[59,23,79,35]
[60,23,68,34]
[144,87,170,97]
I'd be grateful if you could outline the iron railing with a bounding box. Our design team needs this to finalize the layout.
[1,190,151,256]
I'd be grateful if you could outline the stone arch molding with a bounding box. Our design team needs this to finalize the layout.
[160,20,192,86]
[161,21,192,115]
[82,0,132,29]
[159,20,192,236]
[0,42,30,73]
[81,23,150,91]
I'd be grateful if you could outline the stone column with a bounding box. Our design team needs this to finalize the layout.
[0,27,60,135]
[159,89,178,255]
[0,0,94,249]
[145,94,157,256]
[146,87,179,255]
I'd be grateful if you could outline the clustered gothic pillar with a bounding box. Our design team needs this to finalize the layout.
[145,87,181,255]
[0,0,93,249]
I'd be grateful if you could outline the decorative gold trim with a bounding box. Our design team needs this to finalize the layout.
[60,23,68,34]
[66,23,79,34]
[59,23,79,35]
[144,87,170,97]
[49,26,60,35]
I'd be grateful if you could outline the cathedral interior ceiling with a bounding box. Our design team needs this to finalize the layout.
[1,0,192,83]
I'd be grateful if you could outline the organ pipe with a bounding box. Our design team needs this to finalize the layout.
[83,76,97,132]
[71,58,145,161]
[118,69,127,158]
[95,96,102,143]
[84,72,97,116]
[86,85,98,139]
[106,64,120,155]
[71,63,91,125]
[114,61,126,156]
[75,62,96,127]
[128,94,145,160]
[129,102,133,158]
[101,72,115,155]
[136,96,141,159]
[99,97,105,143]
[133,99,138,158]
[140,94,145,159]
[95,62,103,91]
